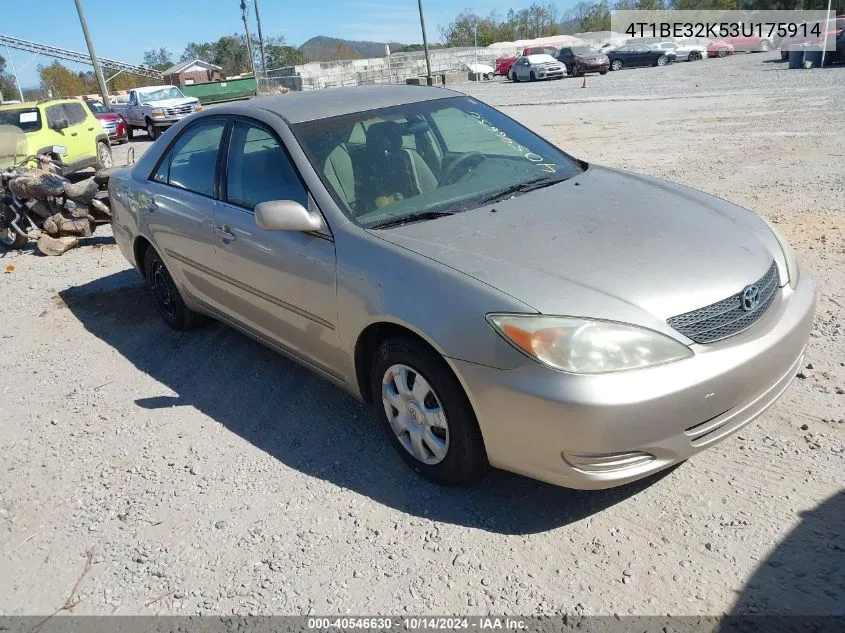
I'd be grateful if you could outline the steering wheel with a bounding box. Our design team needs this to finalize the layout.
[441,152,486,185]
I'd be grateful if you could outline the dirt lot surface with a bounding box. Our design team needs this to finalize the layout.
[1,52,843,617]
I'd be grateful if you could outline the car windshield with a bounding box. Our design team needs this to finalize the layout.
[137,87,184,101]
[293,96,584,229]
[86,101,110,114]
[0,107,42,133]
[572,46,599,55]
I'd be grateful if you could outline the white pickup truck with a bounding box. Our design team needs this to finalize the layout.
[110,85,201,140]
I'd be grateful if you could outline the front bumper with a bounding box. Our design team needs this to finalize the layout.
[450,272,816,489]
[537,67,565,78]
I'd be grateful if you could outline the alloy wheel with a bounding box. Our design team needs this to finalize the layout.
[98,144,113,168]
[381,364,450,465]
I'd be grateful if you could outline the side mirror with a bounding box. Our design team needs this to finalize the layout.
[254,200,323,232]
[52,120,69,131]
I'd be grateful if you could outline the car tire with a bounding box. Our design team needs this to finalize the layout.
[599,70,608,75]
[370,337,487,486]
[529,71,537,81]
[759,39,772,52]
[718,48,728,58]
[146,119,159,140]
[144,247,205,331]
[656,55,668,66]
[95,141,113,170]
[689,51,702,61]
[610,59,623,71]
[510,70,519,83]
[126,124,134,141]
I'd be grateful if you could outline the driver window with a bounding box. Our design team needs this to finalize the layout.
[129,92,138,105]
[226,121,308,210]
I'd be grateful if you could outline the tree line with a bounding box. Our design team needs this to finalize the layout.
[440,0,844,47]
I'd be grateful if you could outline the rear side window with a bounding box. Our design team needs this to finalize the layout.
[63,103,88,126]
[152,119,226,197]
[225,121,308,209]
[45,105,68,129]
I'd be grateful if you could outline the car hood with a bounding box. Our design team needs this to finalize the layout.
[371,166,784,334]
[576,54,608,62]
[140,97,197,107]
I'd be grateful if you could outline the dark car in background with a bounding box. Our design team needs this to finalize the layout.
[555,46,610,75]
[84,99,128,145]
[607,44,675,70]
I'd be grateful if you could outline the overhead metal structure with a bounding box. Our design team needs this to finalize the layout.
[0,34,163,79]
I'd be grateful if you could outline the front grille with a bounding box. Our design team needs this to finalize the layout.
[667,261,779,344]
[164,104,194,116]
[101,119,117,133]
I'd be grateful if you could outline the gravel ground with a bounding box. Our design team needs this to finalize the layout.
[1,51,843,617]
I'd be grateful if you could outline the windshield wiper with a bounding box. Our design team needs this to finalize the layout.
[367,211,455,230]
[480,175,571,205]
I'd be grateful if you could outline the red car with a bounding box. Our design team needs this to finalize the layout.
[495,46,559,76]
[84,99,128,144]
[706,40,736,57]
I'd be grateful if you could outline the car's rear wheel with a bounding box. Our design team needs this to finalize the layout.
[370,337,487,485]
[689,50,702,61]
[656,55,668,66]
[144,247,205,330]
[610,59,623,71]
[146,119,159,140]
[95,141,113,170]
[718,48,729,58]
[599,70,608,75]
[759,39,772,52]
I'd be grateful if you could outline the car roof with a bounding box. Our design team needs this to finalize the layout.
[236,85,462,124]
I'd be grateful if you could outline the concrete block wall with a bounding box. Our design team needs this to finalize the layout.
[266,46,504,92]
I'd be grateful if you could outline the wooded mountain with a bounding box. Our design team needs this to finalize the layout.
[298,36,406,60]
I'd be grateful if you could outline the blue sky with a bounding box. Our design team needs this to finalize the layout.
[2,0,536,88]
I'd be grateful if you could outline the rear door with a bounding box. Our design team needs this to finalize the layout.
[145,117,227,308]
[210,118,341,376]
[61,102,95,164]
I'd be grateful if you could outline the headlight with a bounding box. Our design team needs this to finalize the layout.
[762,218,799,289]
[150,108,165,118]
[487,314,693,374]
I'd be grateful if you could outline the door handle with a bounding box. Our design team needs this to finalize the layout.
[71,132,78,136]
[216,225,236,242]
[88,127,94,131]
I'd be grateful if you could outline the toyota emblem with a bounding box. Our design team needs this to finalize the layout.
[741,284,761,311]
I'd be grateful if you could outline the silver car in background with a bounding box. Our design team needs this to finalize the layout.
[109,86,815,490]
[509,54,567,82]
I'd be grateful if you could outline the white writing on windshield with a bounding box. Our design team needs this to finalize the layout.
[467,112,557,173]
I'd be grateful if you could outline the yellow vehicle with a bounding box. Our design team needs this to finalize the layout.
[0,98,112,174]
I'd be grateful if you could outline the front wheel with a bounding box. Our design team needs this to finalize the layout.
[126,123,134,141]
[0,225,27,250]
[95,141,113,170]
[146,120,159,140]
[599,70,608,75]
[689,51,702,61]
[610,59,623,71]
[510,70,519,83]
[371,338,487,485]
[529,71,537,81]
[759,39,772,52]
[144,247,205,330]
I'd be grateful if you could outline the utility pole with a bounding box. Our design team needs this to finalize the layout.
[253,0,268,87]
[73,0,109,105]
[4,45,24,102]
[417,0,433,85]
[240,0,259,82]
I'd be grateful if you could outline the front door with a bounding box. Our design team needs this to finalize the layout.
[42,104,84,166]
[211,119,341,377]
[145,117,227,308]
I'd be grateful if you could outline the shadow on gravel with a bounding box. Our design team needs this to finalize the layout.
[60,269,676,535]
[720,490,845,624]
